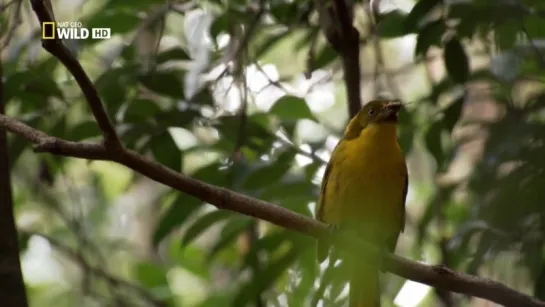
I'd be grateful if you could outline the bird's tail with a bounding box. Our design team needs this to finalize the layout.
[349,261,380,307]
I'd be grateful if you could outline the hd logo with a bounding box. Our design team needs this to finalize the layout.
[41,22,111,40]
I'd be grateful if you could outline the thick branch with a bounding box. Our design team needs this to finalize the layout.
[29,0,121,149]
[332,0,362,118]
[1,114,544,307]
[315,0,362,118]
[340,38,362,118]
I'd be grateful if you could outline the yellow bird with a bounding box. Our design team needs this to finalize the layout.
[316,99,408,307]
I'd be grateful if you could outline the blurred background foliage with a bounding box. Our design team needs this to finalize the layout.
[1,0,545,306]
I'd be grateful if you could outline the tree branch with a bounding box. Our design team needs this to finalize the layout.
[332,0,362,118]
[315,0,362,118]
[0,38,29,307]
[1,114,544,307]
[29,0,121,149]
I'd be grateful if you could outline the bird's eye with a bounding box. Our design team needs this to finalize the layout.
[368,109,376,116]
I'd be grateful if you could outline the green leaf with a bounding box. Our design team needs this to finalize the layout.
[68,120,102,141]
[524,14,545,38]
[270,2,300,24]
[429,78,455,103]
[261,180,316,203]
[188,86,215,106]
[199,294,233,307]
[304,161,321,180]
[314,45,337,70]
[120,44,137,62]
[150,131,181,171]
[50,114,67,139]
[414,20,445,56]
[156,47,191,64]
[448,3,493,38]
[135,261,169,288]
[290,247,318,306]
[207,217,251,261]
[3,71,64,102]
[405,0,441,32]
[172,244,210,279]
[86,10,141,34]
[242,231,290,266]
[120,122,154,150]
[254,29,291,59]
[242,151,295,190]
[494,21,519,51]
[216,114,276,154]
[425,121,444,167]
[138,70,185,99]
[154,109,200,130]
[153,193,202,246]
[95,66,137,119]
[398,118,414,155]
[210,15,228,41]
[181,210,232,248]
[444,37,470,84]
[270,95,315,121]
[377,10,408,38]
[443,95,465,131]
[232,245,301,306]
[153,162,230,246]
[192,162,229,187]
[124,99,162,123]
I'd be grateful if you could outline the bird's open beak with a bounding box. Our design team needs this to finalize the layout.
[382,101,402,122]
[385,101,402,114]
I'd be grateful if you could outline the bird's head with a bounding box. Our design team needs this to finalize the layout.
[344,99,403,138]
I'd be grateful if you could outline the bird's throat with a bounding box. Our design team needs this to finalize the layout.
[360,123,398,142]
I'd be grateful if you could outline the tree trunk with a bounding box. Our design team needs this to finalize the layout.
[0,54,29,307]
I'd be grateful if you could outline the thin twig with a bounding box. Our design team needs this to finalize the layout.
[0,0,17,12]
[215,3,265,82]
[364,2,403,99]
[1,0,23,48]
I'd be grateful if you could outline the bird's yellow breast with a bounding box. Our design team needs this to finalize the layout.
[320,123,406,244]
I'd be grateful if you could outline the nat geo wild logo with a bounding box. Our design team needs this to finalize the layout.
[42,21,111,40]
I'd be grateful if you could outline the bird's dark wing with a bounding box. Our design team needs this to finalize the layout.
[315,140,345,263]
[316,160,334,263]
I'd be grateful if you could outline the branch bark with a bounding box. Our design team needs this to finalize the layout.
[315,0,362,118]
[3,1,543,307]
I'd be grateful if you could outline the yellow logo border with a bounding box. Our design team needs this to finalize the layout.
[42,22,55,39]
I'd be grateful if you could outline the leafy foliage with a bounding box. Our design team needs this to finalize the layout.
[3,0,545,306]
